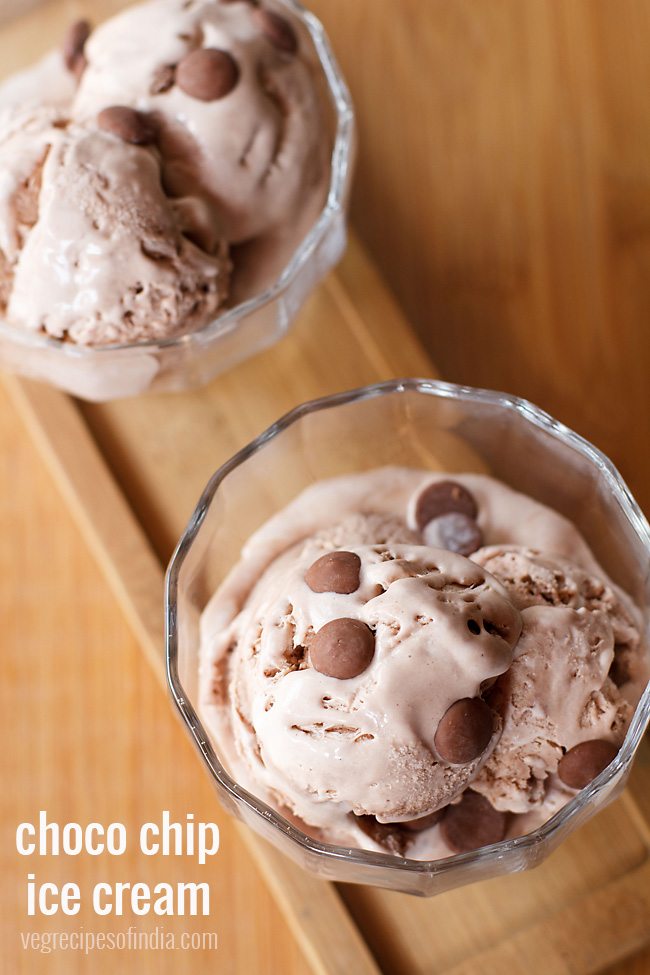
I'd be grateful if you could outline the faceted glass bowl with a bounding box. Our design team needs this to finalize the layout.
[0,0,355,401]
[166,379,650,896]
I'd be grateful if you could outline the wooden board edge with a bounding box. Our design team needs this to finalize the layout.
[328,235,436,380]
[445,857,650,975]
[3,371,382,975]
[10,371,650,975]
[238,829,380,975]
[3,374,165,670]
[5,235,650,975]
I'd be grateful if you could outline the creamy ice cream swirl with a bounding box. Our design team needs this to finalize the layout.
[228,540,522,830]
[0,0,329,345]
[200,469,647,859]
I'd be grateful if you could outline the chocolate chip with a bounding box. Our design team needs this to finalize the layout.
[434,698,495,764]
[414,480,478,530]
[97,106,157,145]
[354,815,408,856]
[73,56,88,82]
[609,644,634,688]
[253,8,298,54]
[440,791,507,853]
[63,19,91,73]
[150,63,176,95]
[557,739,618,790]
[483,671,512,716]
[401,809,445,832]
[310,618,375,679]
[305,551,361,595]
[423,511,483,556]
[176,48,240,101]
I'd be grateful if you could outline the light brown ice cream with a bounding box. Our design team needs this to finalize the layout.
[8,127,228,344]
[75,0,328,246]
[470,547,640,819]
[218,533,521,840]
[0,0,330,345]
[199,469,647,858]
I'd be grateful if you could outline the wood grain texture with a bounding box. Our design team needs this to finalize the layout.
[0,381,307,975]
[77,238,429,563]
[338,796,649,975]
[307,0,650,516]
[3,253,392,975]
[5,239,650,975]
[2,0,650,972]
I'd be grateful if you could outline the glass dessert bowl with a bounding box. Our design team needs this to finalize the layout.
[166,379,650,896]
[0,0,354,401]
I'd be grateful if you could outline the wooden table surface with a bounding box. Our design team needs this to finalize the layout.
[308,0,650,515]
[0,379,308,975]
[2,1,650,973]
[2,319,650,975]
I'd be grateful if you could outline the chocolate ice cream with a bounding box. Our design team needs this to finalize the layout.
[0,0,330,346]
[199,469,647,859]
[471,547,640,822]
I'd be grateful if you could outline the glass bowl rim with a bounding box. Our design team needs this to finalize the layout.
[165,377,650,878]
[0,0,354,359]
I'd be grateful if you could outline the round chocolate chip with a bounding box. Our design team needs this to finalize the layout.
[440,791,507,853]
[414,480,478,530]
[63,19,91,73]
[354,815,408,856]
[401,809,445,833]
[310,618,375,679]
[253,8,298,54]
[305,551,361,595]
[176,48,240,101]
[434,697,495,764]
[423,511,483,556]
[558,739,618,790]
[97,106,157,145]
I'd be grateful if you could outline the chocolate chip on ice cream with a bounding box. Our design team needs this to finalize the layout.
[176,49,240,101]
[305,551,361,594]
[310,618,375,679]
[354,815,409,857]
[62,19,91,74]
[97,106,157,145]
[423,511,483,556]
[440,791,508,853]
[558,740,619,790]
[413,480,478,530]
[434,698,495,765]
[198,469,647,859]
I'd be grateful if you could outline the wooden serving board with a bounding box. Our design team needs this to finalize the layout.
[5,235,650,975]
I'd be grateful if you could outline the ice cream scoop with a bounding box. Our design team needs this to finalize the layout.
[218,533,521,840]
[7,126,228,344]
[75,0,328,245]
[470,546,639,819]
[199,469,647,858]
[0,0,329,346]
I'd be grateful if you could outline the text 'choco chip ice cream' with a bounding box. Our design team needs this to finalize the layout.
[0,0,330,346]
[198,468,648,860]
